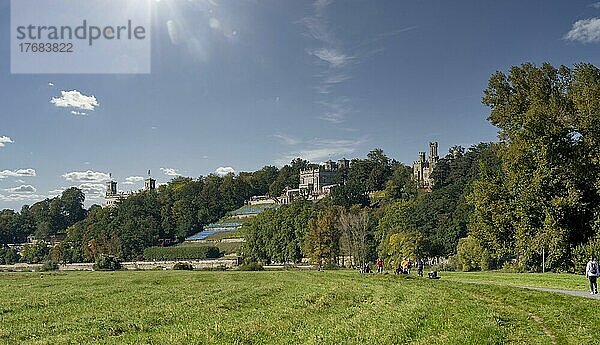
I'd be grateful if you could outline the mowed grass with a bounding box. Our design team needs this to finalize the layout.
[179,241,242,255]
[0,270,598,344]
[443,271,589,291]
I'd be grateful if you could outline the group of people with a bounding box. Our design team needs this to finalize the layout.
[369,258,424,277]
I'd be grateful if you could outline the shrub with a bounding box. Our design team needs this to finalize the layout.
[20,242,49,264]
[573,238,600,274]
[433,256,458,272]
[94,254,122,271]
[143,246,221,261]
[500,260,525,273]
[456,236,490,271]
[173,262,194,270]
[238,262,264,271]
[0,247,18,265]
[321,263,338,270]
[40,260,59,271]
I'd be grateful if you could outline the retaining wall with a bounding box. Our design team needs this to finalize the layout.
[0,258,240,272]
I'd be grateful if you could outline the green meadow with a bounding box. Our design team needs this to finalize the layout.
[0,270,598,344]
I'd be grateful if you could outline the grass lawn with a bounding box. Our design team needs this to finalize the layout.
[179,241,242,255]
[443,271,589,291]
[0,270,598,344]
[202,230,245,241]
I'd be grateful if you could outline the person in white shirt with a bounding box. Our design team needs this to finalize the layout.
[585,256,599,294]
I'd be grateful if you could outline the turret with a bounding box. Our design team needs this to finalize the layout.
[144,177,156,191]
[418,152,426,163]
[429,142,438,161]
[106,180,117,196]
[337,158,350,170]
[144,170,156,191]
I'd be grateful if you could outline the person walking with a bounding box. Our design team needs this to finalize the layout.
[376,258,384,273]
[417,259,424,277]
[586,255,599,294]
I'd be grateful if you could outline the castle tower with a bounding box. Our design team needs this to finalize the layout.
[144,178,156,191]
[418,152,426,163]
[323,160,337,171]
[429,142,439,168]
[106,180,117,196]
[429,142,438,161]
[337,158,350,170]
[144,170,156,191]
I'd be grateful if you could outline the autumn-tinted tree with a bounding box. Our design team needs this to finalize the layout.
[469,62,600,271]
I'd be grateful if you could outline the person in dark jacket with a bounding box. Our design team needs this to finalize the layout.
[586,256,599,294]
[417,259,424,277]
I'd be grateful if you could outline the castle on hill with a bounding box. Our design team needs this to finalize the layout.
[247,158,350,206]
[412,142,439,191]
[104,175,156,207]
[103,143,439,207]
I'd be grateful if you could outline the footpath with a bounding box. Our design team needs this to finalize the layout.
[464,281,600,300]
[524,286,600,300]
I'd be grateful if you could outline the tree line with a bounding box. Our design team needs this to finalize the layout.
[242,144,495,269]
[0,160,314,263]
[2,62,598,273]
[244,62,600,273]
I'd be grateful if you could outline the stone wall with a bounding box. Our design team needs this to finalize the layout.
[0,258,241,272]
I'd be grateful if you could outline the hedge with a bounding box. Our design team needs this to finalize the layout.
[143,246,221,261]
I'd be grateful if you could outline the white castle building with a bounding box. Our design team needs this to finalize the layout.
[103,175,156,207]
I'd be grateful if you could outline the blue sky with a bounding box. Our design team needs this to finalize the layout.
[1,0,599,210]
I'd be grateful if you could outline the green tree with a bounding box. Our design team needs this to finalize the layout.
[20,241,49,264]
[473,62,600,271]
[338,206,376,267]
[304,207,341,267]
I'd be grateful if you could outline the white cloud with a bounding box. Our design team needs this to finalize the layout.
[310,48,352,67]
[323,73,351,84]
[318,98,353,124]
[77,183,106,196]
[70,111,87,116]
[4,185,36,193]
[302,1,357,124]
[0,193,45,202]
[215,166,235,176]
[301,0,337,46]
[273,134,301,145]
[0,136,14,147]
[0,168,36,179]
[48,188,65,197]
[51,90,99,111]
[160,167,181,176]
[276,138,365,165]
[122,176,145,185]
[48,82,54,86]
[564,18,600,43]
[209,17,221,29]
[62,170,110,182]
[48,183,106,200]
[166,20,181,45]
